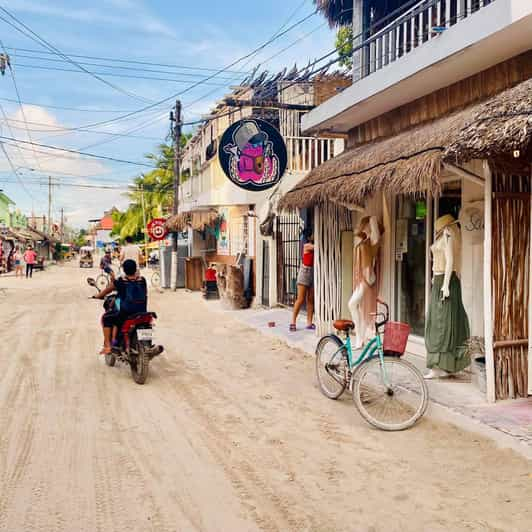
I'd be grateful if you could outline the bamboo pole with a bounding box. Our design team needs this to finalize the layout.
[483,161,496,402]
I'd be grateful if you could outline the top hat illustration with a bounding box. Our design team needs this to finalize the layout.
[233,121,267,151]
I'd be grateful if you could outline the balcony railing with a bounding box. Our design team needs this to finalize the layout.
[357,0,495,79]
[286,136,343,173]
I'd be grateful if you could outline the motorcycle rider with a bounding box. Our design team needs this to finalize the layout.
[93,259,148,355]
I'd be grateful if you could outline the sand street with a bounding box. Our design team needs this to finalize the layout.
[0,263,530,531]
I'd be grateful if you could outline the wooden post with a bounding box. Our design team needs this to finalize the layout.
[483,161,496,402]
[529,165,532,396]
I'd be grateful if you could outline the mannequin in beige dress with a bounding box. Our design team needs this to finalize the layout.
[348,216,383,348]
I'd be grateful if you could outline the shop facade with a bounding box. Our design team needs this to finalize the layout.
[281,52,532,401]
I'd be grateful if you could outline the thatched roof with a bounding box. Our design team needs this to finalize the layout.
[165,210,219,232]
[444,77,532,164]
[281,77,532,210]
[314,0,353,27]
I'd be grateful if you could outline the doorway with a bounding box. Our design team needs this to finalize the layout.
[394,196,428,336]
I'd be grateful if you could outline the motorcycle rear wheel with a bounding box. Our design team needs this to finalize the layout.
[105,353,116,367]
[130,337,149,384]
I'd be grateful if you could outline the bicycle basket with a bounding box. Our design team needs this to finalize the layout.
[383,322,410,356]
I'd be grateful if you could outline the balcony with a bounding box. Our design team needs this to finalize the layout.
[179,136,344,210]
[303,0,532,134]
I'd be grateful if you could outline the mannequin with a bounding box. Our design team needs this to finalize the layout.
[425,214,470,379]
[348,216,383,348]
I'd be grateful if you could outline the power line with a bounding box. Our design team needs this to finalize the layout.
[42,9,319,133]
[9,52,246,81]
[0,135,156,167]
[12,62,236,87]
[3,46,254,74]
[0,141,35,200]
[0,6,153,104]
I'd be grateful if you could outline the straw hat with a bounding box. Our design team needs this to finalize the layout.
[435,214,457,235]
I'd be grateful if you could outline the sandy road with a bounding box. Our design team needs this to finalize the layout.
[0,263,531,532]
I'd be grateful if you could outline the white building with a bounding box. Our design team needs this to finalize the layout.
[281,0,532,401]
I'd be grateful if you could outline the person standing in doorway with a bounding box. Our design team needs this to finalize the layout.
[14,246,23,278]
[24,245,37,278]
[120,236,141,268]
[290,234,315,331]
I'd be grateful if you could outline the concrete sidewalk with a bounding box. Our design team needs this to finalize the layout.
[204,296,532,459]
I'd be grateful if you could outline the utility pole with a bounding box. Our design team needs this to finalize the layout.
[60,207,64,243]
[140,184,149,266]
[170,100,182,291]
[47,176,52,236]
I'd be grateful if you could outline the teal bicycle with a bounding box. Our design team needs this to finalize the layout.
[315,300,428,431]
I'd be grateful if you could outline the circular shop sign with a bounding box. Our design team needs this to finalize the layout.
[218,118,287,191]
[147,218,168,241]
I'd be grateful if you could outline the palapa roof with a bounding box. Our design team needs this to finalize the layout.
[281,77,532,210]
[313,0,353,27]
[444,77,532,165]
[165,210,219,232]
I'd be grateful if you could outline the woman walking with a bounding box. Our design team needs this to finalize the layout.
[24,245,37,278]
[290,234,315,331]
[13,246,23,278]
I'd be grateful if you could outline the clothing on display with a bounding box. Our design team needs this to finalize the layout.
[425,215,470,374]
[348,216,383,347]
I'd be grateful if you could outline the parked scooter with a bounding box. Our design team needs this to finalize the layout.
[87,277,163,384]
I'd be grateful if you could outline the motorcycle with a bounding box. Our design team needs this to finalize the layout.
[87,277,164,384]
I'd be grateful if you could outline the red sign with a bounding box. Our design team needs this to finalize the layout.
[147,218,167,241]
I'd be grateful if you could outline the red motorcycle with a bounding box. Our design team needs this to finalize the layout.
[87,277,163,384]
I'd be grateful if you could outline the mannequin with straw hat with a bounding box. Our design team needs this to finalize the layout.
[424,214,470,379]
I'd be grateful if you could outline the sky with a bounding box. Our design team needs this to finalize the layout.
[0,0,336,228]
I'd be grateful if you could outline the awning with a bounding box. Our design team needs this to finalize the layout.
[281,77,532,209]
[165,210,219,232]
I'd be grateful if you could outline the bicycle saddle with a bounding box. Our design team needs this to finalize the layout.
[333,319,354,331]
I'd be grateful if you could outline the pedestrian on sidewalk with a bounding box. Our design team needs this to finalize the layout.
[290,233,315,332]
[24,245,37,278]
[13,246,23,278]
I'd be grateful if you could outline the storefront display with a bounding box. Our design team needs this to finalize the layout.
[425,214,470,378]
[348,215,384,348]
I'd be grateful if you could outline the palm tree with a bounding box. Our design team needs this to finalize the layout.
[112,143,175,241]
[314,0,353,27]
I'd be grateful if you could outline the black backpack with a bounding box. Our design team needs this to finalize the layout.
[119,277,147,315]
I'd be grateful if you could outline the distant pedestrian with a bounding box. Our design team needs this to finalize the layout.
[13,246,23,278]
[24,245,37,278]
[120,236,141,267]
[290,233,315,331]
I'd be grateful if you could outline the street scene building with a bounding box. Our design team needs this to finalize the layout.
[0,1,531,531]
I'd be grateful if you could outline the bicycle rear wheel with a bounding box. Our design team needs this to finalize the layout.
[352,356,428,431]
[150,271,161,288]
[315,335,349,399]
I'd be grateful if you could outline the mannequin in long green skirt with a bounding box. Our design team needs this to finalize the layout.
[425,214,470,379]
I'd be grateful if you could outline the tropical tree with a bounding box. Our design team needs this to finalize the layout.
[335,25,353,68]
[313,0,353,27]
[112,143,175,242]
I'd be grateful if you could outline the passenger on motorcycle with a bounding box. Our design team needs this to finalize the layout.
[93,259,148,355]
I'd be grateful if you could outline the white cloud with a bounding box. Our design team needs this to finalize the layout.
[0,105,133,227]
[9,0,176,39]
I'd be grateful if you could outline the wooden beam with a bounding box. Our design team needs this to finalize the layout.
[443,163,485,186]
[483,161,496,403]
[494,339,529,349]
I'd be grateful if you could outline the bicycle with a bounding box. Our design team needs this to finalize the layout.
[315,300,428,431]
[95,265,115,290]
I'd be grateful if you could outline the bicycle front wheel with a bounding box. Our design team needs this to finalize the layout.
[95,274,109,290]
[315,335,349,399]
[352,356,428,431]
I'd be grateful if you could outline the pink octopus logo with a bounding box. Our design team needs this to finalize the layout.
[223,120,279,186]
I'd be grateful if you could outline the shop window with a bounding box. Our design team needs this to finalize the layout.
[394,196,428,337]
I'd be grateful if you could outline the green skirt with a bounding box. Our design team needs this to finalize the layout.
[425,273,470,373]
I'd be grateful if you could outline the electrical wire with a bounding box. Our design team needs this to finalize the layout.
[3,46,253,74]
[0,135,156,167]
[33,9,319,133]
[0,96,138,114]
[12,62,236,87]
[0,6,153,104]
